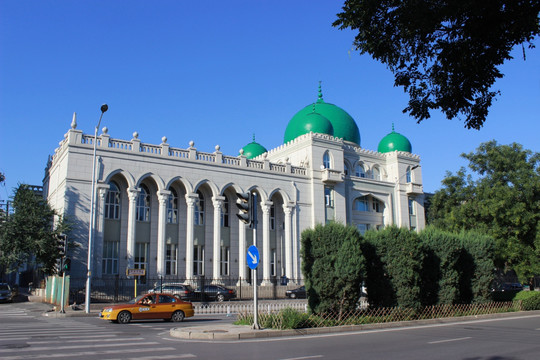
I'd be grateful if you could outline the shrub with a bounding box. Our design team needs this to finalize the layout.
[519,292,540,310]
[279,307,309,329]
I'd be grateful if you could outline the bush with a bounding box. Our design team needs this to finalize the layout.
[518,292,540,310]
[279,308,309,329]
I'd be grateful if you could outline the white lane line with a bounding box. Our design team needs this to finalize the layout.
[0,347,178,360]
[0,341,160,353]
[28,337,146,344]
[428,336,472,344]
[108,354,196,360]
[280,356,324,360]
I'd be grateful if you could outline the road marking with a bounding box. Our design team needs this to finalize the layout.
[0,341,161,353]
[108,354,196,360]
[280,356,323,360]
[428,336,472,344]
[0,347,178,360]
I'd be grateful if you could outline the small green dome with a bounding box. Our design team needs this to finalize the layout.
[240,136,268,159]
[283,111,334,144]
[284,83,361,145]
[378,125,412,153]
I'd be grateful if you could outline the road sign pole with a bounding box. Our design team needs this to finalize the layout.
[251,192,260,329]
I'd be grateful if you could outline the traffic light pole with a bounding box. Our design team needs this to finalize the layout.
[252,193,260,330]
[60,269,66,313]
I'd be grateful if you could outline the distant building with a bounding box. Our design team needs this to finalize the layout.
[44,86,425,284]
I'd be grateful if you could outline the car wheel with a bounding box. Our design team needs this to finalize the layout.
[117,311,132,324]
[290,293,297,299]
[216,294,225,302]
[171,310,185,322]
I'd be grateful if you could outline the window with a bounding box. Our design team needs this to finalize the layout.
[344,162,349,176]
[220,196,229,227]
[354,196,369,212]
[372,198,384,213]
[408,198,415,215]
[355,164,366,178]
[165,244,177,275]
[135,243,148,284]
[324,187,334,207]
[372,167,381,181]
[136,184,150,222]
[220,246,229,276]
[104,181,121,219]
[167,188,178,224]
[270,249,276,277]
[357,223,370,235]
[323,151,331,169]
[195,190,204,225]
[102,241,119,275]
[406,167,412,183]
[270,204,275,230]
[193,245,204,275]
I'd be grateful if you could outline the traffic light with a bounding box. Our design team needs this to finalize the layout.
[57,233,67,258]
[63,258,71,272]
[236,192,251,225]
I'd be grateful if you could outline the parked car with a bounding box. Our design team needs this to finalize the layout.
[194,285,236,302]
[285,285,306,299]
[149,283,195,301]
[0,283,13,303]
[491,282,524,292]
[99,293,194,324]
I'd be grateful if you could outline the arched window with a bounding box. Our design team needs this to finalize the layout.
[105,181,121,220]
[406,167,412,183]
[195,190,204,225]
[344,162,350,176]
[323,151,331,169]
[136,184,150,222]
[372,167,381,181]
[221,196,229,227]
[354,196,369,212]
[355,163,366,178]
[167,188,178,224]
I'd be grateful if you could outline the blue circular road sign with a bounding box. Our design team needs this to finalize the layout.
[247,245,260,270]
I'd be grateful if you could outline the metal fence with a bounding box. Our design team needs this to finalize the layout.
[67,276,304,305]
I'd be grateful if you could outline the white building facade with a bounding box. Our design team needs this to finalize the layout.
[44,90,425,285]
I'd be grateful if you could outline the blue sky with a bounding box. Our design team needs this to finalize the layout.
[1,0,539,201]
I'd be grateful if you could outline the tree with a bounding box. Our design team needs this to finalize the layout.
[333,0,540,129]
[428,141,540,284]
[0,185,68,275]
[301,222,365,318]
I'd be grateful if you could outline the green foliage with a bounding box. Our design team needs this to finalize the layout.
[419,227,463,305]
[301,222,365,316]
[334,1,540,130]
[363,226,423,310]
[427,141,540,283]
[520,292,540,311]
[0,185,68,275]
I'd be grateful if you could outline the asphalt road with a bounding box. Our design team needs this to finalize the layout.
[1,301,539,360]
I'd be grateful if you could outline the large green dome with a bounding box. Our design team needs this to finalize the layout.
[284,85,361,145]
[240,136,268,159]
[378,125,412,153]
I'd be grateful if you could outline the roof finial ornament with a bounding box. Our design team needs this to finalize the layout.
[252,133,256,143]
[392,122,395,132]
[71,112,77,129]
[317,81,323,103]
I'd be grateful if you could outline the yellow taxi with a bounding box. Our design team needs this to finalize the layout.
[99,293,194,324]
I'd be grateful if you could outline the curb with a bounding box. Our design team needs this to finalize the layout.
[169,310,540,341]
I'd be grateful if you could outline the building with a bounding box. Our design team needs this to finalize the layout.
[44,86,425,286]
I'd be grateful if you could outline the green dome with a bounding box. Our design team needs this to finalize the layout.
[283,111,334,143]
[240,137,268,159]
[378,125,412,153]
[284,84,361,145]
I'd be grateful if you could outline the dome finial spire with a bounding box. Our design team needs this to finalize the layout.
[392,122,395,132]
[317,81,323,103]
[252,133,256,142]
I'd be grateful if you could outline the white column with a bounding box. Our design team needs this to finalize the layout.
[237,218,248,285]
[185,193,197,281]
[126,188,139,269]
[292,204,299,281]
[95,186,109,278]
[283,204,293,281]
[261,201,272,285]
[212,196,224,283]
[156,190,170,277]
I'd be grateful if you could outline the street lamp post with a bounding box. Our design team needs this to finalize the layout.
[85,104,108,313]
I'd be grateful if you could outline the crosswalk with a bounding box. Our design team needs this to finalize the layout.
[0,307,196,360]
